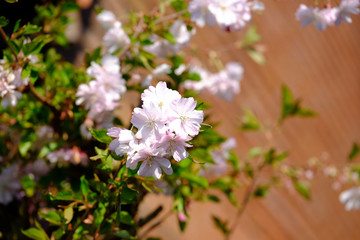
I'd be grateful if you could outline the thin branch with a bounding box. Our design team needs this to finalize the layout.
[0,26,18,62]
[154,9,187,24]
[28,83,60,115]
[138,209,173,240]
[225,164,265,240]
[138,205,163,227]
[66,204,93,240]
[119,14,145,58]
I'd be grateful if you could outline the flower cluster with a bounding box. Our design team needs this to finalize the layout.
[144,20,195,58]
[188,0,264,31]
[296,0,360,30]
[96,10,130,53]
[76,54,126,121]
[46,147,88,167]
[108,81,204,179]
[184,62,243,101]
[0,64,29,108]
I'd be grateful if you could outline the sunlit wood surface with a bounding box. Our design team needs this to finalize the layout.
[80,0,360,239]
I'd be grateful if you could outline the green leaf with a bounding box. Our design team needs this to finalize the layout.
[5,0,18,3]
[186,72,201,81]
[247,147,263,158]
[39,212,62,225]
[85,46,102,66]
[0,16,9,27]
[206,195,220,202]
[21,175,36,197]
[190,148,214,164]
[22,24,42,35]
[281,85,316,122]
[22,228,48,240]
[170,0,187,11]
[264,148,288,165]
[162,31,176,45]
[178,219,187,232]
[227,151,240,172]
[94,202,106,228]
[242,25,261,47]
[13,19,21,32]
[64,207,74,224]
[80,175,90,197]
[61,1,80,12]
[254,185,269,197]
[19,141,32,157]
[22,35,52,56]
[113,230,136,239]
[293,180,311,200]
[121,186,138,204]
[240,108,260,131]
[181,172,209,188]
[212,216,230,237]
[53,227,65,239]
[119,211,135,225]
[348,143,359,161]
[247,48,266,65]
[90,129,113,144]
[50,190,73,201]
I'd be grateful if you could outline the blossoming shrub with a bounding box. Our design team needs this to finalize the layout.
[0,0,359,239]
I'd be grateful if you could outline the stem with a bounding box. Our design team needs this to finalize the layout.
[138,205,163,227]
[66,204,93,240]
[0,26,18,62]
[154,9,187,24]
[119,13,145,58]
[138,209,173,240]
[28,83,59,115]
[225,164,265,240]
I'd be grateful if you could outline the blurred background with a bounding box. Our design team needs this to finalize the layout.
[2,0,360,239]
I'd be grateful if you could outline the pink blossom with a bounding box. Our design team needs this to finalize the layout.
[143,21,194,58]
[103,23,130,53]
[47,147,88,166]
[141,81,181,112]
[167,97,204,136]
[184,62,243,101]
[335,0,360,25]
[131,101,167,138]
[128,145,173,179]
[188,0,217,27]
[208,0,252,31]
[295,4,336,30]
[339,187,360,211]
[108,128,136,156]
[154,131,192,162]
[76,55,126,120]
[97,10,118,29]
[25,159,51,179]
[170,20,196,45]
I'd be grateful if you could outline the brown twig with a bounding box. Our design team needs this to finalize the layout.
[66,204,93,240]
[153,9,187,24]
[28,83,60,116]
[0,26,18,62]
[138,209,173,240]
[225,163,265,240]
[119,13,145,58]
